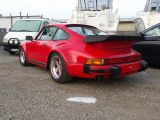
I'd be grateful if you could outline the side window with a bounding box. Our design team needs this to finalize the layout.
[38,27,57,40]
[68,27,85,35]
[84,28,95,35]
[53,29,69,40]
[144,26,160,36]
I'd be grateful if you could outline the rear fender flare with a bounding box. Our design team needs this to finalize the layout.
[46,50,68,70]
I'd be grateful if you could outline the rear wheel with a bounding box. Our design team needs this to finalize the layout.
[19,48,29,66]
[49,53,72,83]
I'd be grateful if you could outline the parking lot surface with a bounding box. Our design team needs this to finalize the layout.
[0,45,160,120]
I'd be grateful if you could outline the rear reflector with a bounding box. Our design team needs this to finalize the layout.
[105,56,141,65]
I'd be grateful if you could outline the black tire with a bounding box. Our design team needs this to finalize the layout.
[9,51,16,55]
[19,48,29,66]
[49,53,72,83]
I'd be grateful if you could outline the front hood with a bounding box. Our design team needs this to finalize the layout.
[3,32,38,43]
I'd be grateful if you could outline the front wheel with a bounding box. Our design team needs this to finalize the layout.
[49,53,72,83]
[19,48,29,66]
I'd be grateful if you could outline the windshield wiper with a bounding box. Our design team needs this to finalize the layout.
[10,30,19,32]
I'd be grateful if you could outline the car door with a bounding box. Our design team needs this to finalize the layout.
[134,24,160,61]
[27,26,58,65]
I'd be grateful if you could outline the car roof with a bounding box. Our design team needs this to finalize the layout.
[48,24,97,29]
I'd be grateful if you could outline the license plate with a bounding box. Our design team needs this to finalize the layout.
[11,49,19,52]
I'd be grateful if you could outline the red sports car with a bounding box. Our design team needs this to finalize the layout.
[19,24,148,83]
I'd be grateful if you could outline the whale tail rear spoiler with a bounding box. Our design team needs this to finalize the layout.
[83,35,144,43]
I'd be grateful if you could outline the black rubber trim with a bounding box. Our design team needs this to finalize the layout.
[84,35,144,43]
[90,68,112,73]
[29,60,46,66]
[83,64,121,76]
[83,64,90,74]
[66,24,97,29]
[110,66,121,77]
[140,60,148,71]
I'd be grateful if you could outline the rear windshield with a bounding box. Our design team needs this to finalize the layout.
[68,26,108,36]
[11,20,42,32]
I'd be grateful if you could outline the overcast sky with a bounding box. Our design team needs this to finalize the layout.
[0,0,147,19]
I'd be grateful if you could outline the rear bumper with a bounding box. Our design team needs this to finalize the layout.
[84,65,121,77]
[81,60,148,78]
[139,60,148,72]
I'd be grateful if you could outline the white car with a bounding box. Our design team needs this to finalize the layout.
[3,19,49,55]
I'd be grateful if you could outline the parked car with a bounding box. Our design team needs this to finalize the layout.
[133,23,160,64]
[2,19,49,55]
[19,24,148,83]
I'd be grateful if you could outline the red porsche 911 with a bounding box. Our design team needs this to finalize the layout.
[19,24,148,83]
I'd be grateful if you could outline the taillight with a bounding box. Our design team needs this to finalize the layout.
[86,58,104,65]
[106,55,141,64]
[86,56,141,65]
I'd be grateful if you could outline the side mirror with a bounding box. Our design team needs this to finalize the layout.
[26,36,33,41]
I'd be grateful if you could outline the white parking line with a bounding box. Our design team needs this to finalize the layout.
[67,97,97,104]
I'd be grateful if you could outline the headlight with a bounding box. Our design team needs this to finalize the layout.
[8,38,19,45]
[14,40,18,44]
[9,40,13,44]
